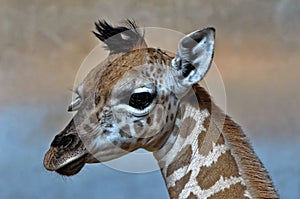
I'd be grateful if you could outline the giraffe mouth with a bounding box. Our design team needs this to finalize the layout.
[55,154,88,176]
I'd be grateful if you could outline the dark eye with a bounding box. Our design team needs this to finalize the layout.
[129,92,156,110]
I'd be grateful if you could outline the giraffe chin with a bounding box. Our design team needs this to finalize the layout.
[55,154,87,176]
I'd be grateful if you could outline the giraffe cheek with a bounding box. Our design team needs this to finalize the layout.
[112,108,130,126]
[143,105,166,138]
[111,108,140,138]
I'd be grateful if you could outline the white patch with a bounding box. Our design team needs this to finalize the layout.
[157,104,251,198]
[177,142,231,198]
[120,33,130,40]
[157,105,210,177]
[166,143,228,188]
[76,82,84,96]
[244,190,253,199]
[175,118,181,126]
[167,165,188,188]
[132,87,154,94]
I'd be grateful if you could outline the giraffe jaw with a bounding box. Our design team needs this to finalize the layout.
[44,147,99,176]
[55,153,88,176]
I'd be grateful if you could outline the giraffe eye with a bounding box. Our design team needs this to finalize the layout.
[129,92,156,110]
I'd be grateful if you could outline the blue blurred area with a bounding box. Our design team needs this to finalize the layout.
[253,140,300,199]
[0,105,168,199]
[0,104,299,198]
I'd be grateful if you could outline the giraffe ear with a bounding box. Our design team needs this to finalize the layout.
[172,28,215,86]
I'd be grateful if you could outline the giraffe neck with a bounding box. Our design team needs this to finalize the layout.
[153,85,279,199]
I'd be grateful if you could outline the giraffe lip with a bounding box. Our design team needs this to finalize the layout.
[55,154,88,176]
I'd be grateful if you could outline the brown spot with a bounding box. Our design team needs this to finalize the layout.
[170,114,174,121]
[158,160,166,169]
[165,95,169,102]
[156,108,162,123]
[146,117,152,125]
[168,171,192,199]
[157,68,162,74]
[134,123,141,135]
[119,129,132,139]
[216,134,225,145]
[119,141,133,151]
[166,145,192,177]
[115,116,122,124]
[166,115,169,123]
[102,129,109,135]
[173,100,177,106]
[112,140,118,146]
[198,131,208,149]
[150,65,154,71]
[180,117,196,138]
[198,131,214,156]
[95,94,101,106]
[83,124,93,133]
[149,130,170,150]
[207,182,247,199]
[137,137,144,143]
[196,151,240,190]
[89,114,98,125]
[168,103,171,110]
[198,118,225,156]
[187,192,198,199]
[121,124,130,134]
[172,125,179,136]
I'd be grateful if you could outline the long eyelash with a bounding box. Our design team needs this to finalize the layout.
[67,88,82,112]
[68,96,82,112]
[68,88,81,97]
[68,88,77,95]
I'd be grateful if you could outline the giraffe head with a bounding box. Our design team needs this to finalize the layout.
[44,20,215,176]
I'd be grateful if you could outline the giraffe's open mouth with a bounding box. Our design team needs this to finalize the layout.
[55,154,88,176]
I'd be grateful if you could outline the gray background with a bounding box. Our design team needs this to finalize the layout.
[1,0,299,198]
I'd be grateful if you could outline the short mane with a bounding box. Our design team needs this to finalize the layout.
[93,19,145,54]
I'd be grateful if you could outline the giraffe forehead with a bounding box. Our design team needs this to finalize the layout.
[96,49,148,97]
[94,48,173,98]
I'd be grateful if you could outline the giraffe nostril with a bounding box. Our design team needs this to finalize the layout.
[51,134,62,147]
[51,134,77,149]
[61,135,74,148]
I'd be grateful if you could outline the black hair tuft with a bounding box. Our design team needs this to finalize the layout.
[93,19,145,54]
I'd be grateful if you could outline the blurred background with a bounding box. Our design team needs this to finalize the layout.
[1,0,299,198]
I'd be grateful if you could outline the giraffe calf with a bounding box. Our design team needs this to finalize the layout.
[44,20,279,199]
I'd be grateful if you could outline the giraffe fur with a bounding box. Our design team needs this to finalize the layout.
[44,20,279,199]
